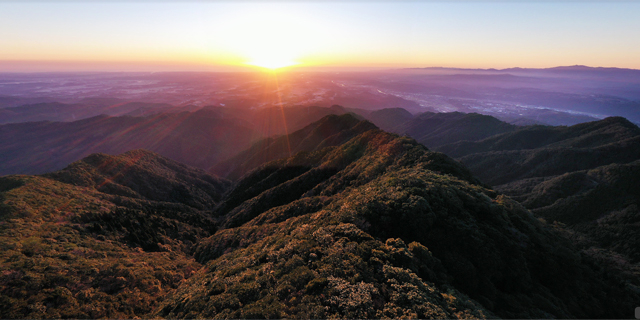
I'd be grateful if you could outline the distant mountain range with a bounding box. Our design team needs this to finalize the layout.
[384,65,640,123]
[1,113,639,318]
[0,108,259,175]
[403,65,640,77]
[0,100,201,124]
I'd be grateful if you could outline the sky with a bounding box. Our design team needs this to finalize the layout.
[1,1,640,71]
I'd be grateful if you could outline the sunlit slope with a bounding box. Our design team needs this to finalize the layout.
[0,151,231,318]
[159,121,638,318]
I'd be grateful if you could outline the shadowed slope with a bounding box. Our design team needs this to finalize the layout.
[499,160,640,262]
[439,117,640,186]
[436,116,640,289]
[440,116,640,158]
[397,112,517,149]
[366,107,414,132]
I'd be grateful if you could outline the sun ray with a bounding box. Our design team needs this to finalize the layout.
[272,73,292,157]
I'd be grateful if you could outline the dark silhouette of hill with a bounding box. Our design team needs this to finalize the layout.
[0,108,261,175]
[163,118,635,318]
[44,149,230,209]
[210,113,377,180]
[396,112,517,149]
[365,107,414,132]
[0,98,350,129]
[438,117,640,186]
[0,103,374,176]
[527,65,640,79]
[0,102,90,123]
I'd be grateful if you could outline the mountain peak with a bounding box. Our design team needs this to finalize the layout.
[45,150,230,208]
[600,115,638,128]
[210,113,378,180]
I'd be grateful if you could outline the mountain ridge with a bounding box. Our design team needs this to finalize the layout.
[437,116,640,186]
[158,118,638,318]
[1,113,639,318]
[210,113,377,180]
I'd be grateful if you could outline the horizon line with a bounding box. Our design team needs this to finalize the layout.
[1,63,640,74]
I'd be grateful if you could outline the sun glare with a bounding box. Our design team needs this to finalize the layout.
[247,59,298,70]
[216,8,330,70]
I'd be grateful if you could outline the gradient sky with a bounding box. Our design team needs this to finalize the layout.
[1,1,640,71]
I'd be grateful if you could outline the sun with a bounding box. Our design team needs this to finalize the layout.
[247,55,299,70]
[216,8,326,71]
[238,21,302,70]
[247,58,298,70]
